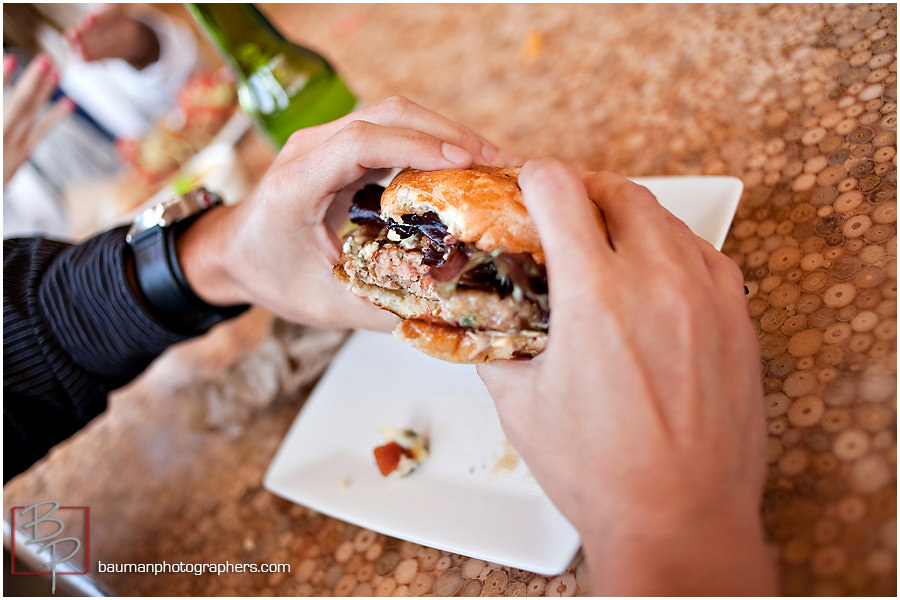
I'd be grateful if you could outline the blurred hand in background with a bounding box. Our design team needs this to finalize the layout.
[65,4,160,69]
[3,54,73,186]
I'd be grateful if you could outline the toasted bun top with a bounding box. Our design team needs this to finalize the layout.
[381,166,544,263]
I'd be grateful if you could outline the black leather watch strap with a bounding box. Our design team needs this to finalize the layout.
[130,212,248,334]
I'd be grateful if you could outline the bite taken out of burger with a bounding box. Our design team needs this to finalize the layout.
[333,166,551,364]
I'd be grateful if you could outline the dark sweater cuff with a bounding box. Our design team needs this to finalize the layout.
[40,226,194,388]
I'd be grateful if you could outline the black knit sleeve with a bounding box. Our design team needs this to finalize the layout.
[4,227,194,482]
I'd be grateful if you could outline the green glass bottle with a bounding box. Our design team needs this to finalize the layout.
[186,3,357,147]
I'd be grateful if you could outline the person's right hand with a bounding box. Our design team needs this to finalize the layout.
[3,55,73,186]
[477,159,776,595]
[176,96,518,332]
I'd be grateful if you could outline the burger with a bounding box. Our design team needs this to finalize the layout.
[333,166,549,363]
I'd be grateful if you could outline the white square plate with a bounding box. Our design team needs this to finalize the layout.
[263,176,743,575]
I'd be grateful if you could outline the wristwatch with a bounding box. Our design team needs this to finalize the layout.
[126,188,248,333]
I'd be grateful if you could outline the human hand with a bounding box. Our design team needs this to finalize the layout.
[477,159,776,595]
[3,54,74,186]
[65,5,159,69]
[178,96,518,331]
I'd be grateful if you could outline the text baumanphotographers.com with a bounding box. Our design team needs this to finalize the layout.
[96,560,290,576]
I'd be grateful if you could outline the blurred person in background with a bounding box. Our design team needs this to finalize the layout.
[3,3,197,238]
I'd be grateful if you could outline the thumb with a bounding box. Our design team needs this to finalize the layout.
[517,158,612,306]
[476,360,535,419]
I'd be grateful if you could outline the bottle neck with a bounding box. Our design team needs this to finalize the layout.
[186,3,288,75]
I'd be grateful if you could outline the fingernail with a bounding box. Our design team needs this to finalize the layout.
[501,151,524,166]
[3,55,16,73]
[441,142,472,165]
[480,144,502,166]
[35,54,51,72]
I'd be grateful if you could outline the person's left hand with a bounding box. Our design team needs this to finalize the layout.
[3,54,74,186]
[177,96,519,332]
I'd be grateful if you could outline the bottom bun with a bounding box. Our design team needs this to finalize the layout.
[394,319,547,364]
